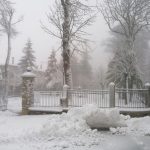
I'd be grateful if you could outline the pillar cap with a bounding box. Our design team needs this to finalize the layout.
[63,84,70,89]
[22,67,36,78]
[145,82,150,87]
[109,82,115,86]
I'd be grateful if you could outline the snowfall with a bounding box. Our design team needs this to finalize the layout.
[0,98,150,150]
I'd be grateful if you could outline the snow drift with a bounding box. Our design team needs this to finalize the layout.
[82,104,127,128]
[41,112,90,137]
[41,104,126,137]
[110,116,150,136]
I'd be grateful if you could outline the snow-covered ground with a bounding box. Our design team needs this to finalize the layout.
[0,97,150,150]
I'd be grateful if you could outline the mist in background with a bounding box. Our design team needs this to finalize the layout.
[0,0,110,70]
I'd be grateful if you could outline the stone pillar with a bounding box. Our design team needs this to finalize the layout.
[22,68,36,115]
[60,84,70,109]
[145,83,150,107]
[109,82,115,108]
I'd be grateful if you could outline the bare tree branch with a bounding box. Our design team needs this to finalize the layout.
[41,0,95,54]
[0,0,22,109]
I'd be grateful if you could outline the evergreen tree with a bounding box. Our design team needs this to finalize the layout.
[18,39,36,72]
[45,50,62,90]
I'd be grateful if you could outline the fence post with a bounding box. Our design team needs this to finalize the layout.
[145,83,150,107]
[21,67,36,115]
[109,82,115,108]
[60,84,69,109]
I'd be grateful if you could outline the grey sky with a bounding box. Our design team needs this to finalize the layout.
[0,0,110,70]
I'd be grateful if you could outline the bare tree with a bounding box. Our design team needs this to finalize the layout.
[42,0,95,87]
[0,0,22,109]
[98,0,150,90]
[98,0,150,43]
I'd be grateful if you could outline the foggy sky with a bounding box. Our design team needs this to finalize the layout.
[0,0,110,70]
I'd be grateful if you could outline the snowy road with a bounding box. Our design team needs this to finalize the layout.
[0,126,150,150]
[0,97,149,150]
[102,135,150,150]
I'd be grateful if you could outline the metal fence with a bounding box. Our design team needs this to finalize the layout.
[32,88,149,109]
[33,91,63,107]
[115,88,148,108]
[68,89,109,108]
[33,89,109,108]
[0,97,6,110]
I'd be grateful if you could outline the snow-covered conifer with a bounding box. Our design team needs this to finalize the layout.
[45,50,62,90]
[18,39,36,72]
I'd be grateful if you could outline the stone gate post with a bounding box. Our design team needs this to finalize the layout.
[60,84,70,109]
[109,82,115,108]
[145,83,150,107]
[21,67,36,115]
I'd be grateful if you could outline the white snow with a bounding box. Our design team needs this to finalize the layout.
[66,104,127,129]
[0,98,105,150]
[110,116,150,136]
[21,71,36,78]
[81,104,127,128]
[0,98,150,150]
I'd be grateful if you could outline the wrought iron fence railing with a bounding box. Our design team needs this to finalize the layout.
[115,88,148,108]
[68,89,109,108]
[33,91,63,107]
[32,88,150,109]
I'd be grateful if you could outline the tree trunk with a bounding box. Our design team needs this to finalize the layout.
[3,33,11,110]
[123,73,127,104]
[126,76,129,104]
[129,76,133,102]
[61,0,72,88]
[125,37,135,104]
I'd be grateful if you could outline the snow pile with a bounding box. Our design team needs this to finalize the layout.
[83,104,127,128]
[110,116,150,136]
[0,110,16,117]
[39,106,106,149]
[41,112,90,137]
[41,104,126,137]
